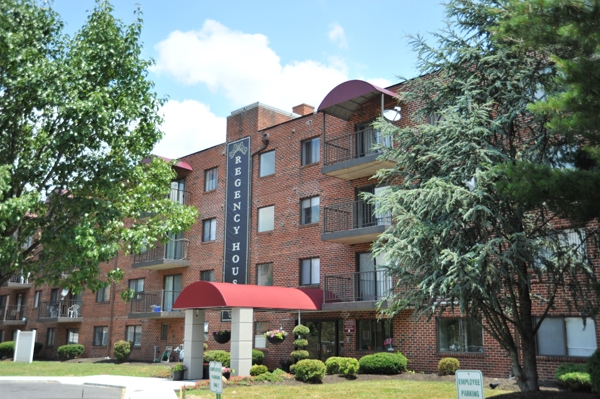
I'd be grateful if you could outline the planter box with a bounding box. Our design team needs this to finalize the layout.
[266,336,285,345]
[213,331,231,344]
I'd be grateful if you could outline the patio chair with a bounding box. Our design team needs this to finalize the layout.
[67,304,80,318]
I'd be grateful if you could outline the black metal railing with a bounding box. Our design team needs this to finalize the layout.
[324,270,393,303]
[133,239,189,264]
[8,274,29,284]
[0,305,26,321]
[322,200,391,234]
[323,127,390,166]
[38,300,83,318]
[130,290,181,313]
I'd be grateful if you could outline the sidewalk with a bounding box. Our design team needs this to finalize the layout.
[0,375,196,399]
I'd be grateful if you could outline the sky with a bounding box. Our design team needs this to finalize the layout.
[51,1,447,159]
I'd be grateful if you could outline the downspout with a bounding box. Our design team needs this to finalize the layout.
[108,253,118,357]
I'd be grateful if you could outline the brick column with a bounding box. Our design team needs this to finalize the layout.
[184,309,205,380]
[230,307,253,377]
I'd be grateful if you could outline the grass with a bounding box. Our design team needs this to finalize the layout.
[0,360,171,378]
[185,380,512,398]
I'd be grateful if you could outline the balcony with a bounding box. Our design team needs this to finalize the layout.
[322,127,395,180]
[0,305,27,325]
[321,200,391,244]
[132,239,190,270]
[1,274,32,290]
[323,270,392,311]
[37,300,83,323]
[128,290,184,319]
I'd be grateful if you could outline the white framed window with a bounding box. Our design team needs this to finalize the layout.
[204,168,218,192]
[437,318,483,353]
[93,326,108,346]
[254,321,269,348]
[258,206,274,232]
[537,317,597,357]
[259,150,275,177]
[301,137,320,165]
[300,258,320,286]
[96,285,110,303]
[202,218,217,242]
[170,179,186,204]
[257,263,273,286]
[34,291,41,308]
[536,228,587,269]
[301,196,320,225]
[46,328,55,347]
[126,325,142,347]
[67,328,79,345]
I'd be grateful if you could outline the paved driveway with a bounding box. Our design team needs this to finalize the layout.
[0,381,123,399]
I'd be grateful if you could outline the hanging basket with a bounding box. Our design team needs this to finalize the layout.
[213,331,231,344]
[266,335,286,345]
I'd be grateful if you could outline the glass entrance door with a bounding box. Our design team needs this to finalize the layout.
[304,320,344,361]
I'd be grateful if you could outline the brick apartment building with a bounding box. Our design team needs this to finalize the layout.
[0,79,598,379]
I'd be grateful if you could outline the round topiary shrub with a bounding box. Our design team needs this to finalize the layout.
[589,349,600,394]
[113,340,132,363]
[325,356,343,374]
[290,350,309,362]
[57,344,85,360]
[359,352,407,375]
[0,341,15,358]
[250,364,268,376]
[294,359,326,383]
[338,357,360,378]
[438,357,460,375]
[293,339,308,348]
[293,324,310,336]
[252,349,264,365]
[203,350,230,367]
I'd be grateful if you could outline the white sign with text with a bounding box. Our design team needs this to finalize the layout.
[209,361,223,394]
[456,370,484,399]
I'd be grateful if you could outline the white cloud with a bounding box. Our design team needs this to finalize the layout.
[366,78,394,90]
[152,20,349,112]
[153,99,226,159]
[328,23,348,49]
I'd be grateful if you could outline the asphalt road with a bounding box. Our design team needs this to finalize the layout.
[0,381,123,399]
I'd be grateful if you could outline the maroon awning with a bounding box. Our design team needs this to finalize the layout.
[143,156,193,171]
[173,281,323,311]
[318,80,397,121]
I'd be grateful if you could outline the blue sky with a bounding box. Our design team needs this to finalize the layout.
[52,1,447,158]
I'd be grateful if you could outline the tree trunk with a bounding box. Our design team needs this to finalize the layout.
[511,334,540,392]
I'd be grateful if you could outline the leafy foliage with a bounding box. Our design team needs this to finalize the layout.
[438,357,460,375]
[325,356,343,374]
[294,359,326,383]
[325,356,360,377]
[252,349,264,365]
[555,363,591,392]
[249,364,268,376]
[113,340,132,363]
[358,353,407,375]
[0,341,15,357]
[292,324,310,336]
[588,349,600,394]
[290,350,309,361]
[57,344,84,360]
[203,350,230,367]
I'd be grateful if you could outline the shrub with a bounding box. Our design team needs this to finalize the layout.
[289,364,296,374]
[252,349,264,365]
[293,339,308,348]
[556,363,591,392]
[250,364,268,376]
[589,349,600,394]
[33,342,43,357]
[293,324,310,336]
[113,340,132,363]
[438,357,460,375]
[325,356,343,374]
[294,359,326,383]
[203,350,230,367]
[338,357,360,377]
[290,350,309,361]
[57,344,84,360]
[0,341,15,358]
[359,352,407,375]
[253,371,286,382]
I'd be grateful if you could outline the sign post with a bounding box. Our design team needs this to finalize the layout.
[456,370,484,399]
[209,361,223,398]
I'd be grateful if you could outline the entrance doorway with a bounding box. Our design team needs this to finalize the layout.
[304,320,344,361]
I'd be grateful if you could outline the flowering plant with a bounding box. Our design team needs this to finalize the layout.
[263,328,288,340]
[384,338,393,347]
[170,363,188,372]
[212,330,230,336]
[222,367,235,374]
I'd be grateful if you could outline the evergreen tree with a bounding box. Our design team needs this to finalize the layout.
[371,0,599,392]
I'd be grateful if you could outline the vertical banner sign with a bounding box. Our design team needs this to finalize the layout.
[224,136,251,284]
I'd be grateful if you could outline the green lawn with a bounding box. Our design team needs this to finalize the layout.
[0,361,171,378]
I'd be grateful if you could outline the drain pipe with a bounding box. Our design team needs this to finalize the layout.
[251,133,270,157]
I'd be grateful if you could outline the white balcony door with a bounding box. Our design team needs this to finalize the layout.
[165,232,184,259]
[358,253,376,301]
[163,274,182,312]
[374,186,391,225]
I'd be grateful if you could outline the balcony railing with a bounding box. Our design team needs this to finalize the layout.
[169,187,190,205]
[130,290,181,314]
[38,300,83,319]
[323,127,390,166]
[324,270,393,303]
[8,274,29,284]
[0,305,26,321]
[322,200,391,234]
[133,239,189,264]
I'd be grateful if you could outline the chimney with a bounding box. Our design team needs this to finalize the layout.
[292,103,315,116]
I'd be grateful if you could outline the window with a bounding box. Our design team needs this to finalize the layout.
[428,113,445,126]
[254,322,269,348]
[259,150,275,177]
[301,137,320,165]
[356,122,390,156]
[129,278,144,293]
[33,291,41,308]
[67,328,79,344]
[161,324,168,341]
[96,285,110,303]
[438,318,483,353]
[50,288,59,303]
[258,206,274,232]
[204,168,218,192]
[93,326,108,346]
[170,179,186,204]
[300,196,320,225]
[200,270,214,281]
[256,263,273,286]
[202,218,217,242]
[163,274,182,312]
[46,328,55,347]
[537,317,597,357]
[300,258,320,286]
[126,325,142,347]
[357,319,393,350]
[536,229,587,269]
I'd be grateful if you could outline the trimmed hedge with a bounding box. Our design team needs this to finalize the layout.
[113,340,132,363]
[252,349,264,365]
[0,341,15,358]
[290,350,309,361]
[438,357,460,375]
[325,356,343,374]
[294,359,326,383]
[57,344,84,360]
[359,352,407,375]
[250,364,268,376]
[293,324,310,336]
[203,350,230,367]
[555,363,591,392]
[325,356,359,377]
[589,349,600,394]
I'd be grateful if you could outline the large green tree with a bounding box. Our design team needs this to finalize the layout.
[0,0,197,291]
[372,0,598,392]
[494,0,600,223]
